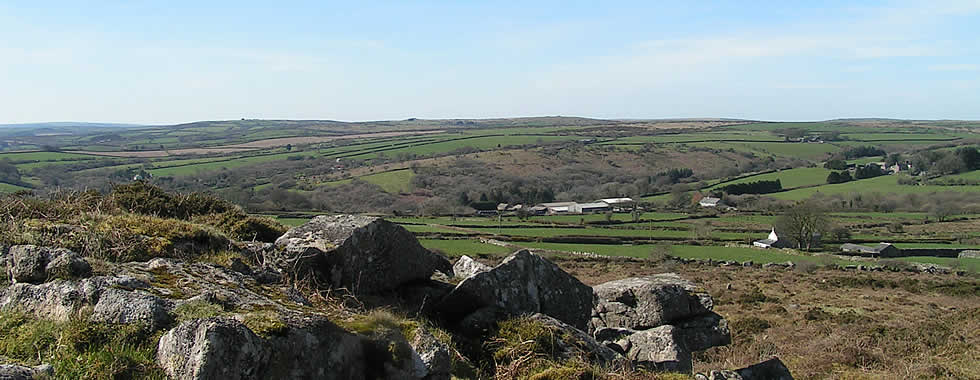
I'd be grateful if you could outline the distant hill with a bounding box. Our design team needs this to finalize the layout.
[0,122,144,129]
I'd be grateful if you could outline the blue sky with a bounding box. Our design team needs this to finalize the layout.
[1,1,978,124]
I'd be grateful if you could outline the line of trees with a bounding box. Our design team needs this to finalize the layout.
[718,179,782,195]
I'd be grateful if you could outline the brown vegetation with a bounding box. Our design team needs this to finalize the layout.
[554,256,980,379]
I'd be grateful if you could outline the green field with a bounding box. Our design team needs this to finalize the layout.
[334,169,415,193]
[709,167,831,190]
[418,239,514,257]
[896,256,980,272]
[770,174,980,200]
[345,135,577,159]
[469,226,747,240]
[0,182,30,193]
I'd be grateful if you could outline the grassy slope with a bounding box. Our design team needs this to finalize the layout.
[770,175,980,200]
[707,167,831,190]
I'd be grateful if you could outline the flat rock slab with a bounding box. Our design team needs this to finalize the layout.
[591,273,713,331]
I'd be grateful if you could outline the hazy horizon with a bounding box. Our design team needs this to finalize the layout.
[3,1,979,124]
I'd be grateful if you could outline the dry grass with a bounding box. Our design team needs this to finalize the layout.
[557,257,980,379]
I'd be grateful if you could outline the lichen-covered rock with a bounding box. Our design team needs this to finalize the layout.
[452,255,490,279]
[409,326,452,380]
[591,273,731,373]
[273,215,452,294]
[0,275,172,330]
[591,273,712,331]
[7,245,90,284]
[157,318,269,380]
[526,313,626,368]
[157,317,367,380]
[0,363,53,380]
[8,245,51,284]
[89,288,174,331]
[607,325,692,372]
[695,357,794,380]
[438,250,595,331]
[0,280,85,321]
[44,251,91,280]
[674,312,731,351]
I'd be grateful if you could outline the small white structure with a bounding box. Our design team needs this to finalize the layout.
[753,228,791,249]
[597,197,634,211]
[699,197,721,207]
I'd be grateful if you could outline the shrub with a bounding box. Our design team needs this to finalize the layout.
[198,210,287,243]
[92,214,231,262]
[731,316,772,336]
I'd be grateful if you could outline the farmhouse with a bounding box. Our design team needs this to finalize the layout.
[840,242,899,257]
[571,202,611,213]
[699,197,722,207]
[753,228,792,249]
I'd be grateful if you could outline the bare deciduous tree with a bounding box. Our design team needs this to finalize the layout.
[775,201,830,251]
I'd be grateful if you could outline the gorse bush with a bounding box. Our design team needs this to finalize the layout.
[109,182,235,219]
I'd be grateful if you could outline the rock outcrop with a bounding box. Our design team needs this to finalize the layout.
[591,273,712,330]
[695,357,795,380]
[409,326,452,380]
[526,313,626,368]
[438,250,595,332]
[0,276,174,330]
[6,245,91,284]
[590,273,731,372]
[273,215,452,294]
[157,317,369,380]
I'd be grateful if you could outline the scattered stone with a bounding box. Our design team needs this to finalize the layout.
[438,250,595,331]
[452,255,490,279]
[273,215,452,294]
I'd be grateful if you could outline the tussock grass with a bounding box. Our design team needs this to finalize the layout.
[0,310,166,380]
[0,184,287,263]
